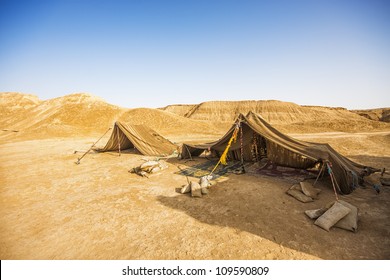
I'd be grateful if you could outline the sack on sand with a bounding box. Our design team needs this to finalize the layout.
[334,200,359,232]
[199,175,212,188]
[181,184,191,194]
[140,161,159,171]
[305,208,327,219]
[151,166,161,173]
[300,181,321,199]
[380,177,390,186]
[314,201,351,231]
[199,175,212,195]
[286,189,313,203]
[290,184,302,191]
[190,181,202,198]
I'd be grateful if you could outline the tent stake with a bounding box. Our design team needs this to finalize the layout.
[75,127,111,164]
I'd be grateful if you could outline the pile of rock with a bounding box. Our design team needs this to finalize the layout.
[179,175,213,198]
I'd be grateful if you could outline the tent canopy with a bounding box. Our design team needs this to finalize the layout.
[99,122,177,156]
[181,111,372,194]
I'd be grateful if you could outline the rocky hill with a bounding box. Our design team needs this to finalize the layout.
[0,92,124,138]
[159,100,390,132]
[352,108,390,123]
[117,107,224,142]
[1,92,389,141]
[159,104,196,117]
[0,92,225,141]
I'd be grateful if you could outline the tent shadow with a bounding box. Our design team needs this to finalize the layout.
[156,173,390,260]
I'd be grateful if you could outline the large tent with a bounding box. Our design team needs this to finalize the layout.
[181,111,373,194]
[99,121,177,156]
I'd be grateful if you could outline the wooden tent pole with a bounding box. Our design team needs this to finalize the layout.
[240,122,245,173]
[313,162,326,186]
[117,125,121,156]
[184,144,193,161]
[326,161,339,201]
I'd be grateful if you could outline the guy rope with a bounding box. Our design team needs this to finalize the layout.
[75,127,112,164]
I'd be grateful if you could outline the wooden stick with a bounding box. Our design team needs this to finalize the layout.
[184,144,193,161]
[314,162,325,186]
[117,126,121,156]
[75,127,111,164]
[326,162,339,201]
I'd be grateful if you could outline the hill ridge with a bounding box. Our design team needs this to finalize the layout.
[1,92,389,142]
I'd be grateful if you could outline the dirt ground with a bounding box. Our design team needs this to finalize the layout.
[0,131,389,260]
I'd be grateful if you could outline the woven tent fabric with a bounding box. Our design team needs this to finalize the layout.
[99,122,177,156]
[181,111,370,194]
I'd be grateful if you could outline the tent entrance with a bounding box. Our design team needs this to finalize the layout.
[229,130,268,163]
[250,132,267,162]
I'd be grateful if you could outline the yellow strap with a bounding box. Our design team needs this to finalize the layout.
[209,125,239,175]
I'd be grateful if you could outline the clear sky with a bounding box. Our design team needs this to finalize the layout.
[0,0,389,109]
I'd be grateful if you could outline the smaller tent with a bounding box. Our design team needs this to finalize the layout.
[181,112,374,194]
[99,122,177,156]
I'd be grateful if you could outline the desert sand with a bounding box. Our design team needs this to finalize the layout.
[0,92,389,259]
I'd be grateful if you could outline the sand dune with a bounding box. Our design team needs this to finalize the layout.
[0,92,42,128]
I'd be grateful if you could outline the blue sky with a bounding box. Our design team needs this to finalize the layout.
[0,0,389,109]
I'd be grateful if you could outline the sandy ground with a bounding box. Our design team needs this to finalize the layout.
[0,132,389,260]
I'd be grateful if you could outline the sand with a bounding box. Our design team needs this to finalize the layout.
[0,92,389,259]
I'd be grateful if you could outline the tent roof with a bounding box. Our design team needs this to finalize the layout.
[100,122,177,156]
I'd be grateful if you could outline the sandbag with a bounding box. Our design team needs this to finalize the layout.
[286,189,313,203]
[380,177,390,186]
[199,175,212,188]
[199,175,211,195]
[290,184,302,191]
[181,184,191,194]
[158,160,168,170]
[300,181,321,199]
[314,201,351,231]
[151,167,161,173]
[190,181,202,198]
[140,161,159,171]
[364,173,382,187]
[334,200,359,232]
[305,208,327,219]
